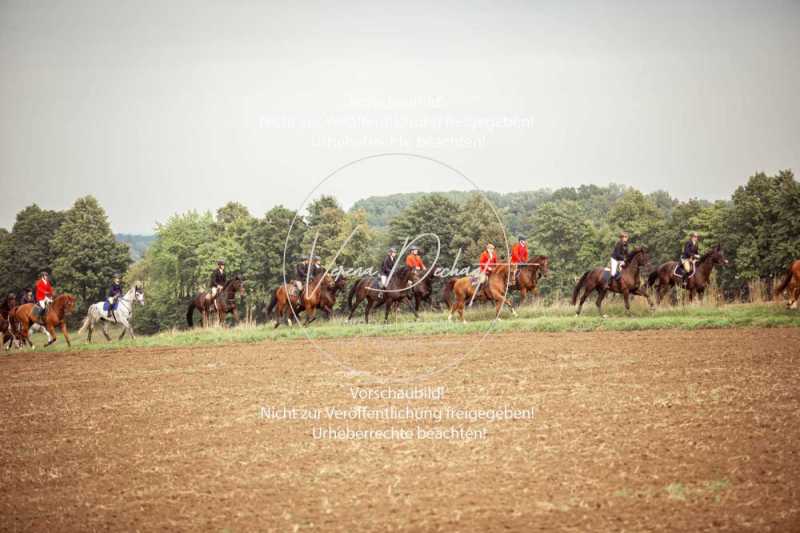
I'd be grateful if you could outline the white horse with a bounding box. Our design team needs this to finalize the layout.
[78,285,145,342]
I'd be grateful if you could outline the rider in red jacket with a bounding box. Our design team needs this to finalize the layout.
[510,237,528,264]
[478,243,497,283]
[35,271,53,311]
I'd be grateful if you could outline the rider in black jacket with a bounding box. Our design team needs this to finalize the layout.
[380,248,397,288]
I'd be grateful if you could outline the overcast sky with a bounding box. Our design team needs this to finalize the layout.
[1,0,798,233]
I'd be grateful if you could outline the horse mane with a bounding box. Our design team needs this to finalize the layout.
[625,247,645,262]
[698,245,721,263]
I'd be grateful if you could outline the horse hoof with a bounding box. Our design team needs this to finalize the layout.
[602,314,609,319]
[462,320,467,325]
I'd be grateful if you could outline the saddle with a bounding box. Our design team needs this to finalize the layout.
[102,300,118,312]
[673,262,696,278]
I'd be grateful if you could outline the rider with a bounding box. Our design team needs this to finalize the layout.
[510,236,528,285]
[380,248,397,288]
[405,246,426,271]
[294,257,310,293]
[107,274,123,319]
[18,287,34,305]
[34,271,54,316]
[208,260,226,302]
[677,231,701,286]
[610,232,629,283]
[478,242,498,285]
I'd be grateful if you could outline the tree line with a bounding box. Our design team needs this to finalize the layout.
[1,170,798,333]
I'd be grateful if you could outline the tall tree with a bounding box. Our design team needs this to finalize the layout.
[0,205,65,291]
[389,193,462,270]
[50,196,131,305]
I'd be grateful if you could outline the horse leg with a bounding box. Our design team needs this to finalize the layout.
[595,289,608,317]
[364,299,374,324]
[622,289,631,315]
[576,284,592,316]
[633,286,655,311]
[101,320,112,341]
[60,322,71,347]
[86,317,93,343]
[44,324,57,347]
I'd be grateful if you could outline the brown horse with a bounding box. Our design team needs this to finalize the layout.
[10,294,77,348]
[572,247,653,316]
[775,259,800,309]
[347,266,420,323]
[513,255,549,303]
[647,244,728,304]
[447,263,516,323]
[186,275,244,327]
[0,293,18,349]
[269,271,336,327]
[320,273,348,318]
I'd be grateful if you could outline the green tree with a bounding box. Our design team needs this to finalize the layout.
[0,205,65,291]
[50,196,131,306]
[389,193,462,270]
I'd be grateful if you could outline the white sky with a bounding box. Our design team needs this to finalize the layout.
[1,0,798,233]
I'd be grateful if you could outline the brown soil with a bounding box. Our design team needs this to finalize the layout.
[2,328,799,532]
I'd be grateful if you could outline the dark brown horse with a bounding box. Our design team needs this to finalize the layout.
[513,255,549,303]
[186,275,244,327]
[410,270,436,313]
[775,259,800,309]
[347,266,420,323]
[572,247,653,316]
[0,293,18,349]
[10,294,77,348]
[647,244,728,304]
[447,263,516,323]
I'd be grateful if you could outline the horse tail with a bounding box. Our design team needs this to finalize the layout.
[572,271,590,305]
[186,301,196,327]
[267,290,278,317]
[647,270,659,288]
[77,307,92,335]
[775,266,794,296]
[442,278,456,307]
[347,279,359,311]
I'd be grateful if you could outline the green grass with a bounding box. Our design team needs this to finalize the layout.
[18,300,799,353]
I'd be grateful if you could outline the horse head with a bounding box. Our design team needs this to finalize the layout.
[333,273,348,292]
[134,283,145,305]
[709,244,728,266]
[627,247,651,270]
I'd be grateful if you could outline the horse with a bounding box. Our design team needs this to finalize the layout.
[78,285,145,342]
[775,259,800,309]
[410,269,436,313]
[447,263,517,323]
[186,275,244,327]
[572,247,653,316]
[513,255,549,304]
[9,294,77,348]
[269,271,336,328]
[0,293,19,349]
[347,266,420,324]
[320,273,348,319]
[647,244,728,304]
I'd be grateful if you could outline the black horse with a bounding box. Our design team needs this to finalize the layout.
[346,266,420,323]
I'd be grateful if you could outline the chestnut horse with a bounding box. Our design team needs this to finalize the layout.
[447,263,516,323]
[186,275,244,327]
[775,259,800,309]
[10,294,77,348]
[647,244,728,304]
[513,255,549,303]
[270,271,336,327]
[572,247,653,316]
